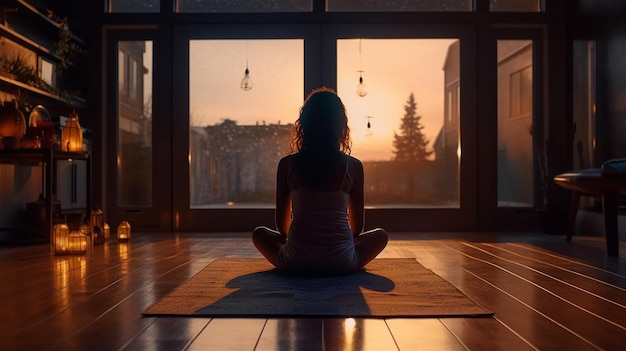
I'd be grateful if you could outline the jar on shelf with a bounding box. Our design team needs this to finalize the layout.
[0,100,26,147]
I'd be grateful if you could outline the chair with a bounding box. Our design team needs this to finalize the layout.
[553,159,626,257]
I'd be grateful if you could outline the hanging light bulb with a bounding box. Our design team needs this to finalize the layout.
[366,116,373,136]
[356,38,368,97]
[240,41,253,91]
[241,61,253,91]
[356,71,368,97]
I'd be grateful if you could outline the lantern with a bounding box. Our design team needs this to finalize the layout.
[91,207,104,245]
[53,223,87,254]
[103,223,110,241]
[61,111,83,152]
[53,222,70,254]
[67,230,88,253]
[0,100,26,139]
[117,220,131,241]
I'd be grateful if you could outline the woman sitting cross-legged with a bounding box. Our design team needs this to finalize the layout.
[252,87,388,276]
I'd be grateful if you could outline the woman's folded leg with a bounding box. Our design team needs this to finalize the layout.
[354,228,388,269]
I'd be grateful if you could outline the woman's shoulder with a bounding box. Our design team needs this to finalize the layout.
[344,155,363,183]
[278,154,296,166]
[346,154,362,163]
[346,155,363,168]
[277,154,296,177]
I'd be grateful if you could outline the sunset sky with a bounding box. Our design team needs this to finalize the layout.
[188,38,457,161]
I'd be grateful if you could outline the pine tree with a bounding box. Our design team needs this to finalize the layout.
[392,92,432,162]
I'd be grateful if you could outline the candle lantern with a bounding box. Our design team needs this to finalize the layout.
[90,207,104,245]
[53,222,70,254]
[67,230,88,253]
[117,220,131,241]
[61,111,83,152]
[103,223,110,241]
[0,100,26,139]
[53,223,87,255]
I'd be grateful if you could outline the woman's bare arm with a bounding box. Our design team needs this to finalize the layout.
[275,156,292,236]
[348,157,365,236]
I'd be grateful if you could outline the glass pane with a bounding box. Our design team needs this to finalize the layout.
[189,39,303,208]
[327,0,472,12]
[337,39,460,208]
[490,0,541,12]
[117,41,153,207]
[572,40,596,170]
[107,0,159,13]
[497,40,533,207]
[177,0,312,12]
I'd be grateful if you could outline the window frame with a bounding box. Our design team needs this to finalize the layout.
[170,24,322,232]
[98,0,565,232]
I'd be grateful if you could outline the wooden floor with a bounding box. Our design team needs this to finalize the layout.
[1,231,625,351]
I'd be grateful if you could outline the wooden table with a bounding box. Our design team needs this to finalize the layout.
[553,169,626,257]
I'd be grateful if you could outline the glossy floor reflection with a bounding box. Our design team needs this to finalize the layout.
[0,232,624,350]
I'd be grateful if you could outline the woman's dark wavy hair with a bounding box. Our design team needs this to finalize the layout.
[290,87,352,155]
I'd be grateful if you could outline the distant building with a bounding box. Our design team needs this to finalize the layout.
[433,39,534,206]
[430,40,461,205]
[190,119,292,206]
[496,40,533,206]
[117,41,152,207]
[363,160,436,204]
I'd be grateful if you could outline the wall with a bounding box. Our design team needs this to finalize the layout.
[572,1,626,238]
[573,0,626,161]
[0,164,44,241]
[605,27,626,159]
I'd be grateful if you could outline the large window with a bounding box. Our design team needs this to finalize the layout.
[490,0,542,12]
[177,0,312,12]
[107,0,159,13]
[188,39,304,207]
[117,40,153,207]
[107,0,544,13]
[497,40,533,207]
[337,38,460,207]
[187,37,460,209]
[102,0,558,232]
[327,0,471,11]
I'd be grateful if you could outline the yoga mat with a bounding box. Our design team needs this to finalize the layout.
[143,258,493,318]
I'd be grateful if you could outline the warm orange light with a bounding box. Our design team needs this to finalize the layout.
[54,223,87,255]
[117,220,131,241]
[103,223,110,241]
[67,231,88,253]
[53,223,70,254]
[343,318,356,349]
[118,242,129,260]
[61,111,83,152]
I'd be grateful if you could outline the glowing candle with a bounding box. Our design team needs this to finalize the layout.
[61,111,83,152]
[117,220,131,241]
[53,223,70,254]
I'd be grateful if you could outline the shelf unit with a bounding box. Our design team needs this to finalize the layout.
[0,148,90,241]
[0,72,86,108]
[0,0,86,109]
